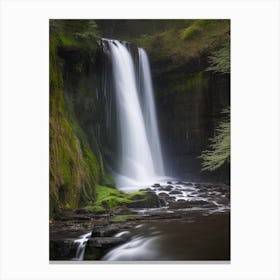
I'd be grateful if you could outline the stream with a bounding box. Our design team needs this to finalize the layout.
[50,179,230,261]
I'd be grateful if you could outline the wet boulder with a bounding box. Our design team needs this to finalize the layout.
[50,239,76,260]
[84,237,127,260]
[169,190,183,195]
[91,224,120,237]
[126,191,161,208]
[169,200,217,209]
[158,192,169,198]
[161,185,173,191]
[87,237,126,248]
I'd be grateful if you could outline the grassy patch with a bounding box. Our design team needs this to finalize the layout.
[60,34,80,49]
[110,215,138,222]
[95,185,130,208]
[180,20,216,40]
[85,185,148,212]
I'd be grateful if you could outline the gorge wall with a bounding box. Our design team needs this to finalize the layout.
[49,21,112,216]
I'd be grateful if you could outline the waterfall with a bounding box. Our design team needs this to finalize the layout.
[138,48,164,176]
[72,232,91,261]
[101,39,165,190]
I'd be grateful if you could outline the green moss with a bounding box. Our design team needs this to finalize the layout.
[49,20,104,216]
[135,20,230,75]
[127,191,147,200]
[100,173,115,188]
[64,203,71,210]
[50,20,100,62]
[111,215,138,222]
[186,71,209,91]
[94,185,129,208]
[84,205,105,213]
[180,20,216,40]
[60,34,79,49]
[90,186,148,211]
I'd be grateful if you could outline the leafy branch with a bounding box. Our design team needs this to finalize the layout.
[206,41,230,74]
[199,107,230,171]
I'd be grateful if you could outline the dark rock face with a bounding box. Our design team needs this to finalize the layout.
[87,237,126,248]
[50,239,76,260]
[113,206,133,215]
[151,57,230,183]
[84,237,127,260]
[91,224,120,237]
[168,200,217,209]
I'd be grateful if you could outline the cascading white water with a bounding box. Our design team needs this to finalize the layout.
[138,48,164,175]
[72,232,91,261]
[105,39,165,190]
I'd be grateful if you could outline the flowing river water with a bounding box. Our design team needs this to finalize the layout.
[50,179,230,261]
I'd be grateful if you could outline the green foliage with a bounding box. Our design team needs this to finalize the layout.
[199,107,230,171]
[111,215,138,222]
[206,40,230,74]
[95,19,192,40]
[100,173,115,188]
[75,21,100,63]
[89,186,148,211]
[50,20,100,62]
[135,20,230,74]
[200,38,230,172]
[180,20,215,40]
[94,185,130,208]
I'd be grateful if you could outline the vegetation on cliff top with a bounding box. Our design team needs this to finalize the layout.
[135,19,230,74]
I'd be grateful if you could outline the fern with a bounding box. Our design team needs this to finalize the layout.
[199,107,230,171]
[206,41,230,74]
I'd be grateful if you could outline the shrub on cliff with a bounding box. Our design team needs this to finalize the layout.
[206,40,230,74]
[199,107,230,171]
[200,40,230,172]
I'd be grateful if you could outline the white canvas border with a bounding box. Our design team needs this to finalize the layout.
[0,0,279,279]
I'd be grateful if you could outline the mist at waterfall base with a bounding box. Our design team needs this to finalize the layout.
[101,39,168,192]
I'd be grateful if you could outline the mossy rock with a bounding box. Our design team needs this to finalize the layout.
[125,191,160,208]
[83,205,105,213]
[85,186,161,213]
